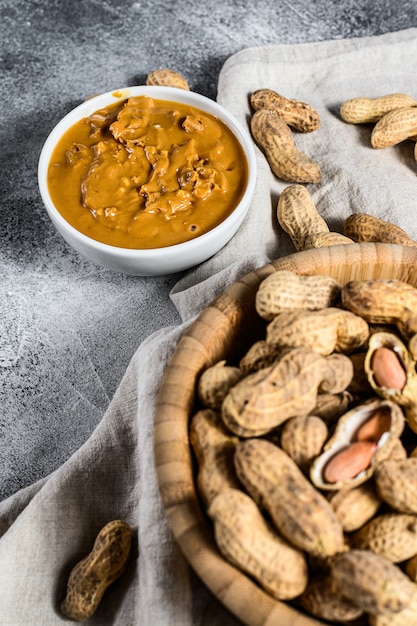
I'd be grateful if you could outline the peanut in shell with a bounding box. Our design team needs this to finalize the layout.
[277,184,327,251]
[352,512,417,562]
[330,549,415,616]
[371,106,417,148]
[255,269,341,321]
[374,457,417,514]
[221,347,352,437]
[341,278,417,339]
[250,88,320,132]
[328,481,382,532]
[266,307,369,356]
[369,585,417,626]
[340,93,417,124]
[344,213,417,247]
[208,488,308,600]
[280,415,328,470]
[250,109,321,183]
[234,438,345,558]
[189,408,240,507]
[197,360,243,410]
[146,68,189,90]
[300,576,364,622]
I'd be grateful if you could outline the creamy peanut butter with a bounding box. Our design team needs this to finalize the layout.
[47,96,248,249]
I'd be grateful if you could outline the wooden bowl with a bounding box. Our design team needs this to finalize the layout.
[154,242,417,626]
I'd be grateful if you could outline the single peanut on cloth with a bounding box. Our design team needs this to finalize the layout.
[250,88,320,132]
[330,549,415,616]
[145,68,190,90]
[340,93,417,124]
[276,183,353,251]
[250,108,321,183]
[234,438,345,558]
[277,184,328,250]
[344,213,417,247]
[60,520,132,622]
[371,106,417,148]
[208,488,308,600]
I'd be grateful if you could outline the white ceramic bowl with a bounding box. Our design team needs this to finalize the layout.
[38,86,257,275]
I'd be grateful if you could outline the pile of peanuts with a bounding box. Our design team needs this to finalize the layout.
[190,269,417,625]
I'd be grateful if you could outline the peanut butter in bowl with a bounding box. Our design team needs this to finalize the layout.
[47,94,248,250]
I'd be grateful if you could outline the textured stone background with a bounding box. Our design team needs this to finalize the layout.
[1,0,417,500]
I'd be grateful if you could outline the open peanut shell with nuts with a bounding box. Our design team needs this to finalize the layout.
[154,242,417,626]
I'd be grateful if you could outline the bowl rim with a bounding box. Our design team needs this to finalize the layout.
[37,85,257,259]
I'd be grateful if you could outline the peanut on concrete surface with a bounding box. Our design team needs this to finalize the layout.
[145,68,190,90]
[60,520,132,622]
[190,268,417,625]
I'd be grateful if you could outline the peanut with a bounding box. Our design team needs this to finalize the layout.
[277,184,327,251]
[323,441,378,484]
[371,106,417,148]
[189,408,240,507]
[330,549,415,615]
[280,415,328,470]
[221,347,352,437]
[208,488,308,600]
[370,347,407,390]
[355,405,392,441]
[234,438,345,558]
[310,390,353,423]
[250,88,320,132]
[344,213,417,247]
[341,278,417,339]
[374,457,417,514]
[197,360,243,410]
[265,307,369,356]
[145,68,190,90]
[302,230,354,249]
[255,269,341,321]
[340,93,417,124]
[369,585,417,626]
[250,109,321,183]
[328,482,382,532]
[406,553,417,581]
[300,576,364,622]
[60,520,132,622]
[238,340,280,373]
[352,512,417,562]
[408,333,417,360]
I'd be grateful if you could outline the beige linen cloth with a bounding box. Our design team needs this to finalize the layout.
[2,28,417,625]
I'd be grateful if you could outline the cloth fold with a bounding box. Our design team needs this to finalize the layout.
[2,27,417,625]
